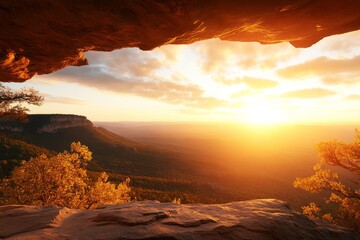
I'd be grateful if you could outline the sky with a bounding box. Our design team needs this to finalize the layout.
[5,30,360,124]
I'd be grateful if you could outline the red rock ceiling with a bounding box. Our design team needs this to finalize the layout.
[1,0,360,82]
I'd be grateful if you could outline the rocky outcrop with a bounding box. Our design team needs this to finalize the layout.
[33,114,93,133]
[1,0,360,82]
[0,199,358,240]
[0,114,92,133]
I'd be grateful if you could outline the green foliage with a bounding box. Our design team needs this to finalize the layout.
[0,134,52,177]
[0,142,131,209]
[294,130,360,231]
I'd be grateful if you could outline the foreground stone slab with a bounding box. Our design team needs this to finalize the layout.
[0,199,358,240]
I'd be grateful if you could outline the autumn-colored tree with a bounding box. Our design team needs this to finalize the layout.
[294,130,360,231]
[0,83,43,121]
[0,142,130,209]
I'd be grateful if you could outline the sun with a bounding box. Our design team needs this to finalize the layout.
[241,97,289,125]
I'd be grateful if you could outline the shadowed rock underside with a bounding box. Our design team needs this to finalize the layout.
[1,0,360,82]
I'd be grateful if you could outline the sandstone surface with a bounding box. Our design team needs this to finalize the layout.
[0,199,359,240]
[1,0,360,82]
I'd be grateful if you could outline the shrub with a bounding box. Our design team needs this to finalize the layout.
[0,142,130,209]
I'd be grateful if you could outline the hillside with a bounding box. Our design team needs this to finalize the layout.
[95,122,360,207]
[0,115,339,208]
[0,115,182,177]
[0,134,52,178]
[0,115,232,204]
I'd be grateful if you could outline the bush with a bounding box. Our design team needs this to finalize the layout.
[294,131,360,231]
[0,142,130,209]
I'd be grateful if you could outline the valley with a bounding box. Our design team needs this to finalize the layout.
[1,114,357,210]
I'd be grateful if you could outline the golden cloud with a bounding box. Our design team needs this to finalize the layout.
[278,55,360,80]
[279,88,335,98]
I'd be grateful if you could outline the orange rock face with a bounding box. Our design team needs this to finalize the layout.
[0,0,359,82]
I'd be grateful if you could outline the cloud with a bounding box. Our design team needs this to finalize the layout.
[217,76,278,89]
[346,94,360,101]
[321,76,360,85]
[317,30,360,55]
[278,55,360,79]
[231,89,253,99]
[51,64,224,109]
[84,48,164,77]
[279,88,335,98]
[321,77,345,85]
[43,94,86,105]
[39,31,360,115]
[242,77,278,89]
[189,38,298,74]
[45,47,231,110]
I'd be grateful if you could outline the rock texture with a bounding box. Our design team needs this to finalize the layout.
[0,199,358,240]
[0,114,92,133]
[1,0,360,82]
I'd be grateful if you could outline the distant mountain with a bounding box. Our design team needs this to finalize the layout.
[0,115,335,206]
[0,114,230,203]
[0,114,192,178]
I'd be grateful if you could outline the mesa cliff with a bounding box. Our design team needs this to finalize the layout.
[0,199,358,240]
[1,0,360,82]
[0,114,92,133]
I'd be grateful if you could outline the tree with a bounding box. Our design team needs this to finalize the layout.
[0,83,43,121]
[294,130,360,231]
[0,142,131,209]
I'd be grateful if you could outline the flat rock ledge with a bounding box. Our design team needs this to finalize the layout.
[0,199,358,240]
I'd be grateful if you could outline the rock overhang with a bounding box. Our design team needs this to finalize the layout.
[0,0,360,82]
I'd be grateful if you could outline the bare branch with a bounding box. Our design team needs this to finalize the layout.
[0,84,43,121]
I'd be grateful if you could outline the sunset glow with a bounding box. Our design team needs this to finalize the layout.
[2,1,360,237]
[241,97,289,125]
[5,30,360,124]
